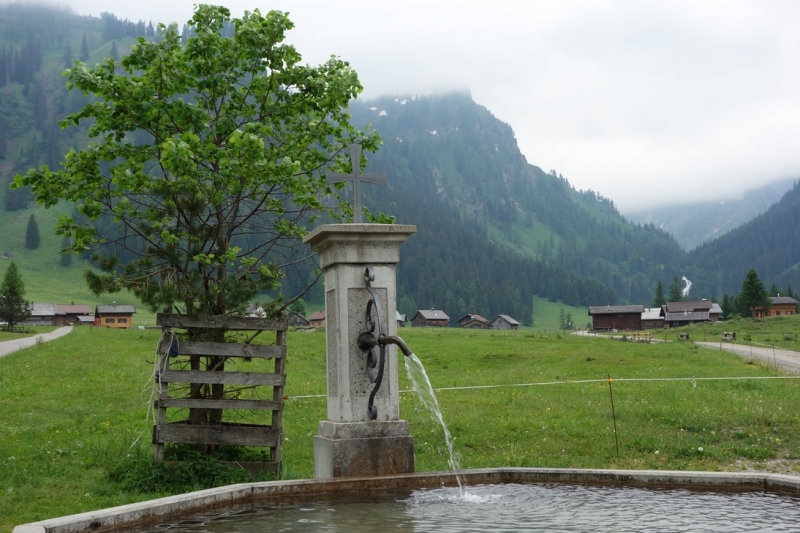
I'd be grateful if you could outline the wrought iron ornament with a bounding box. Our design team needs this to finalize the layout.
[356,266,412,419]
[325,144,386,224]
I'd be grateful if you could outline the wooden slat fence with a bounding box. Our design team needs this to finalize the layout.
[153,313,287,472]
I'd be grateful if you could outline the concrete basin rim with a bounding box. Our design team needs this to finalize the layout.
[14,467,800,533]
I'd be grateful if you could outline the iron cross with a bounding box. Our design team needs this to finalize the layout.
[325,143,386,223]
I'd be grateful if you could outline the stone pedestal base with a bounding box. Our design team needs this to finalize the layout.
[313,420,414,479]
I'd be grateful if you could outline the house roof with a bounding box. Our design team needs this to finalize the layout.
[415,309,449,320]
[31,303,57,317]
[56,304,92,315]
[665,300,712,313]
[458,313,490,324]
[95,304,137,314]
[76,315,95,323]
[588,305,644,315]
[772,296,800,305]
[665,311,710,322]
[308,311,326,321]
[492,314,520,325]
[396,311,407,322]
[641,308,664,321]
[710,303,723,314]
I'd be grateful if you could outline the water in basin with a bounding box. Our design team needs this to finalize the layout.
[130,482,800,532]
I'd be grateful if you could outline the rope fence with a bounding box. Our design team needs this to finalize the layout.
[285,374,800,399]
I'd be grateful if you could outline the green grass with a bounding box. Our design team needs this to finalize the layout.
[3,326,800,530]
[529,295,588,330]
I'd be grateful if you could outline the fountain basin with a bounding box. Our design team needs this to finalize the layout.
[13,468,800,533]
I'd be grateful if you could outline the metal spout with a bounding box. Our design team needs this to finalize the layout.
[379,335,412,357]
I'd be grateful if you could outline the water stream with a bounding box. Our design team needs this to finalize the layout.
[403,353,464,492]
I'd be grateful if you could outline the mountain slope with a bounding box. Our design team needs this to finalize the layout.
[687,180,800,297]
[351,94,686,305]
[626,179,795,250]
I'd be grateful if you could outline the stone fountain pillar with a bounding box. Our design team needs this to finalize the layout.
[303,223,416,478]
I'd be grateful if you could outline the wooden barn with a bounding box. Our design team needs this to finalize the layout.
[287,311,310,327]
[661,300,716,327]
[641,307,665,330]
[55,304,92,326]
[588,305,644,331]
[24,303,56,326]
[457,313,490,329]
[411,309,449,327]
[490,314,520,330]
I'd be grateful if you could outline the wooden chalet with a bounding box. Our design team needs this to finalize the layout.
[753,296,799,318]
[55,304,92,326]
[457,313,491,329]
[588,305,644,331]
[411,309,449,327]
[95,304,136,328]
[661,300,717,328]
[308,311,326,327]
[397,311,407,327]
[490,314,520,330]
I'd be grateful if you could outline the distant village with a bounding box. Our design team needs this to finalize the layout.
[588,296,799,332]
[22,296,798,331]
[291,309,522,330]
[21,303,136,328]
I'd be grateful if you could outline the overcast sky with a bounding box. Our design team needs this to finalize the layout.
[14,0,800,212]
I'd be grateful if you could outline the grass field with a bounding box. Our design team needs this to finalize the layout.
[2,323,800,530]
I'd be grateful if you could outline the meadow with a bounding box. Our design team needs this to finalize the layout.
[2,323,800,530]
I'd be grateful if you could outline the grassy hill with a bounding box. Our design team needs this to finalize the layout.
[0,198,148,322]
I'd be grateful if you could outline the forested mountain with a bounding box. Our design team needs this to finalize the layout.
[350,94,686,308]
[685,180,800,298]
[3,5,799,324]
[626,179,795,250]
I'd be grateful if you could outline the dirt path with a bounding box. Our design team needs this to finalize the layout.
[695,341,800,372]
[0,326,73,359]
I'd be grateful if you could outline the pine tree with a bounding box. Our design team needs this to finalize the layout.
[79,33,89,61]
[0,262,32,330]
[769,283,779,297]
[109,40,118,61]
[652,281,666,307]
[740,268,769,317]
[63,42,73,70]
[667,276,683,303]
[25,214,40,249]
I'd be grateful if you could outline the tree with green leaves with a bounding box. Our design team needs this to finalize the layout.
[14,5,379,321]
[25,214,40,249]
[667,276,683,303]
[652,280,666,307]
[740,268,770,317]
[0,262,31,330]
